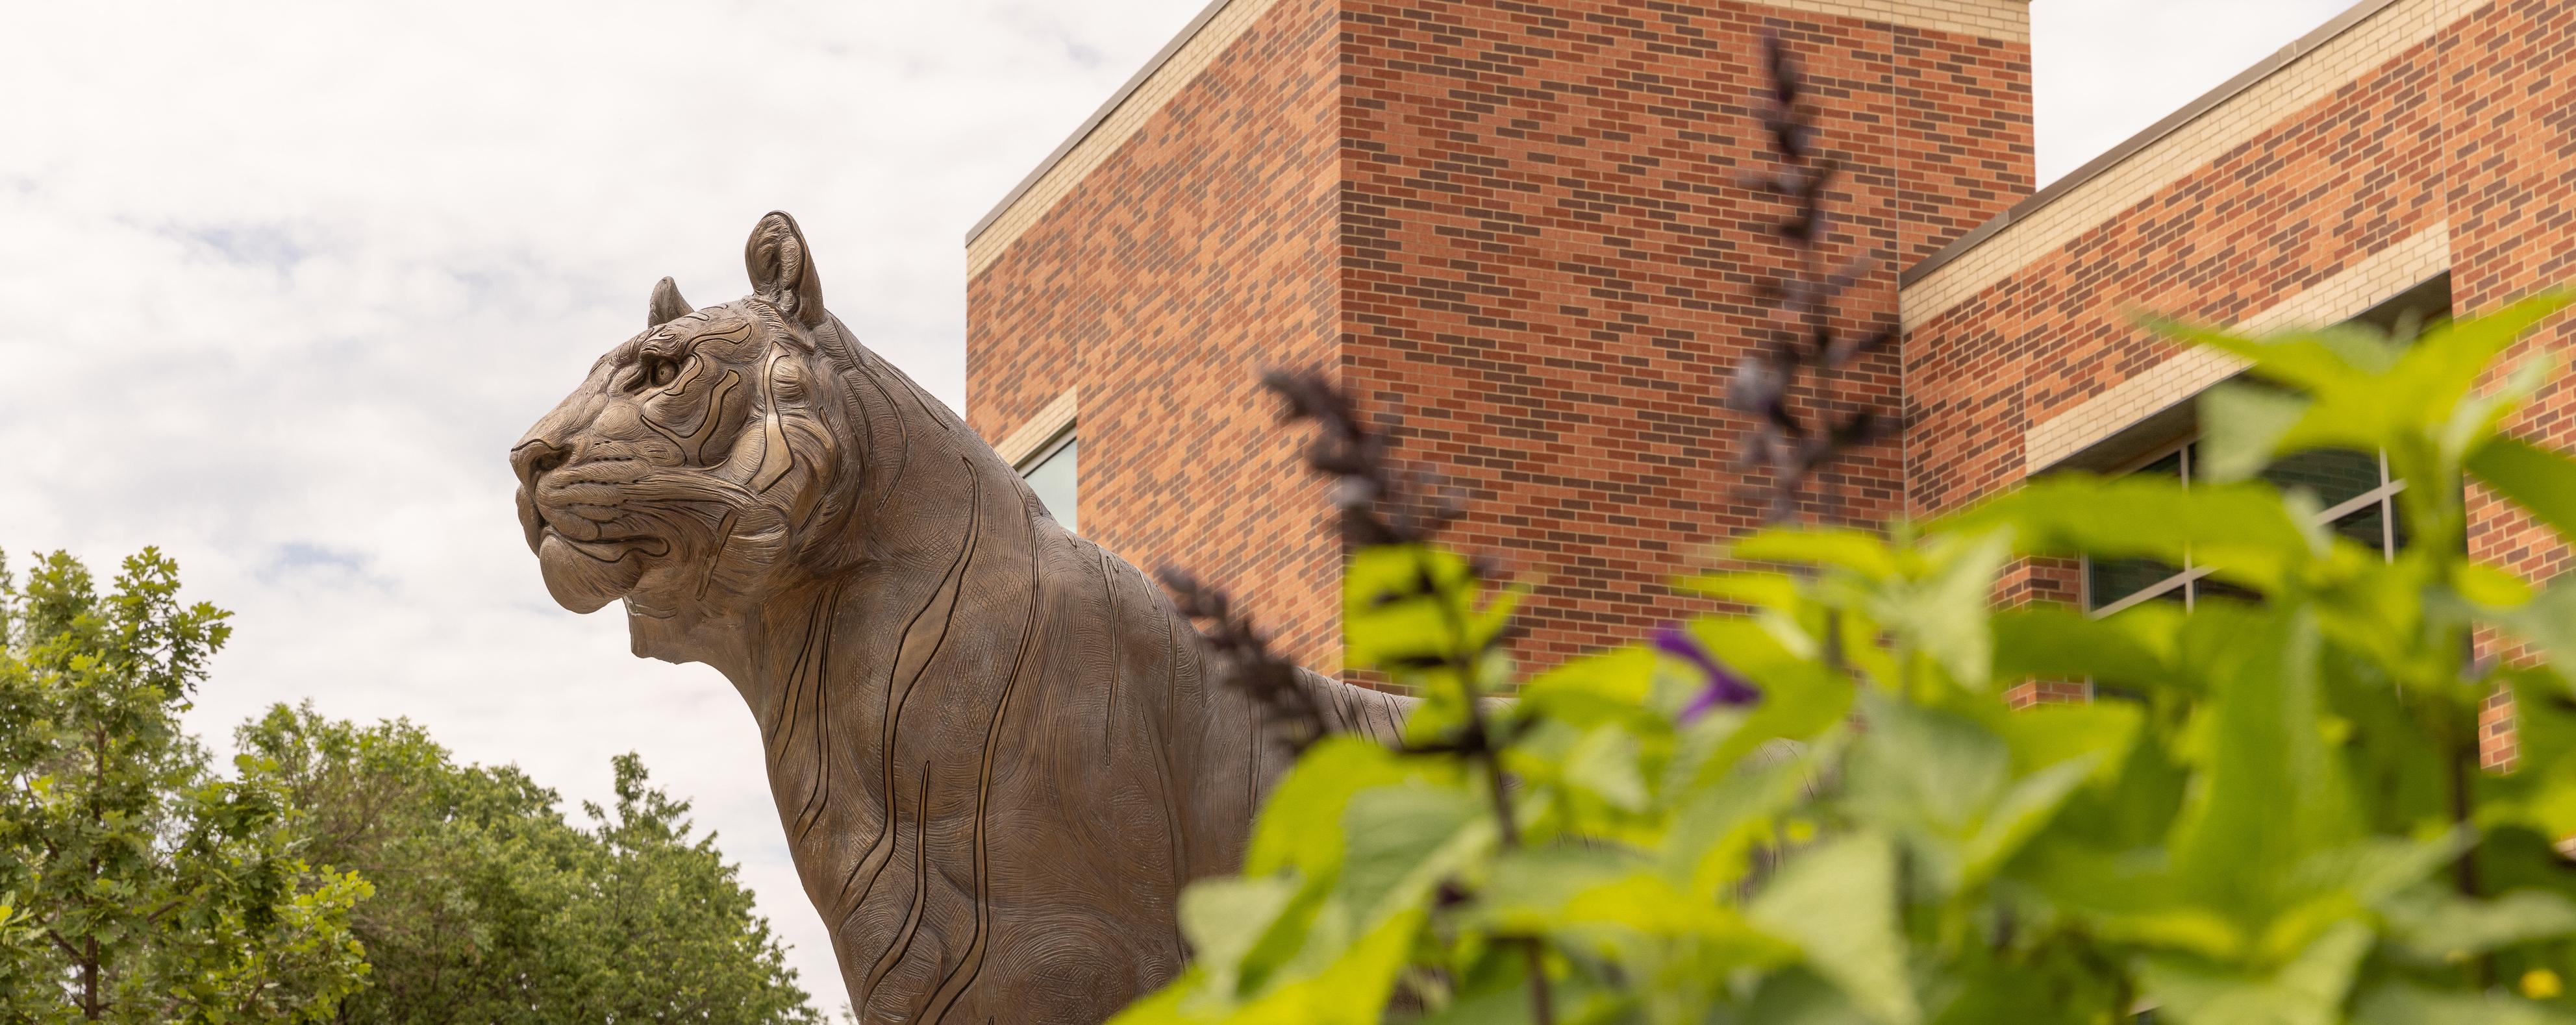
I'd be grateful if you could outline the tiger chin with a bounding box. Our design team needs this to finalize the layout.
[510,212,1414,1021]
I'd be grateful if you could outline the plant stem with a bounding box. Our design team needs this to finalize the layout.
[2445,672,2493,989]
[1425,549,1553,1025]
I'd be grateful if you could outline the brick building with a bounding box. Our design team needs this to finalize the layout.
[962,0,2575,691]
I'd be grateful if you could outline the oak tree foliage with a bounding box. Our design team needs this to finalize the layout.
[0,550,825,1022]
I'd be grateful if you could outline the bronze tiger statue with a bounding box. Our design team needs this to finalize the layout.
[510,212,1411,1022]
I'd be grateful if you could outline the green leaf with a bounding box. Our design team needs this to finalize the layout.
[2136,920,2373,1025]
[2394,291,2571,439]
[1245,737,1412,878]
[1679,571,1806,610]
[1181,877,1303,998]
[1994,700,2144,782]
[1124,909,1428,1025]
[1730,528,1901,580]
[2471,436,2576,550]
[2155,293,2570,473]
[1562,726,1650,813]
[1993,603,2186,691]
[2199,382,2313,484]
[2169,607,2360,943]
[1663,737,1834,897]
[1942,475,2314,594]
[2494,581,2576,669]
[1870,528,2010,687]
[1517,647,1658,730]
[1958,756,2099,887]
[2355,982,2576,1025]
[2147,319,2373,391]
[1743,969,1882,1025]
[1344,544,1481,674]
[1749,834,1919,1025]
[2384,887,2576,963]
[1847,693,2008,837]
[1334,784,1488,932]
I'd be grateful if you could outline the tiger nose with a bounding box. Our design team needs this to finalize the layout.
[511,439,571,491]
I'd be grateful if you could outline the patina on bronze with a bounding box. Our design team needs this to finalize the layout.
[511,212,1408,1022]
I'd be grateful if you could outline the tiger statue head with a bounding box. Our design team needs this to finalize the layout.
[510,212,897,665]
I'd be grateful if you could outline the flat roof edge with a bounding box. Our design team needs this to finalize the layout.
[1898,0,2409,290]
[964,0,1242,248]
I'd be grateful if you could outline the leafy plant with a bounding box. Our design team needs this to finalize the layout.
[1119,293,2576,1025]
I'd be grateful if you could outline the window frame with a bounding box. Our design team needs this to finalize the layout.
[1014,425,1079,530]
[1014,425,1077,478]
[2081,436,2407,617]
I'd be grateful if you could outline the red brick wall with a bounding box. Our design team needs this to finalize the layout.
[2452,0,2576,593]
[1903,0,2572,569]
[1338,0,2034,665]
[969,0,2034,678]
[965,0,1349,668]
[1902,36,2454,517]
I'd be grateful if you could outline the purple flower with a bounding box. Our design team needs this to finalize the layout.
[1657,624,1761,721]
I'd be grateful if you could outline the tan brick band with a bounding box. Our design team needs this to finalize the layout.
[2020,222,2453,472]
[1901,0,2482,330]
[993,386,1079,467]
[1762,0,2029,41]
[966,0,2031,279]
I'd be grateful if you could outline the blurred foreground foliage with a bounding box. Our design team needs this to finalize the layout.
[0,551,822,1022]
[1119,295,2576,1025]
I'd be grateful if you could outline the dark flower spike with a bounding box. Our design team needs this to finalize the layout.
[1160,565,1331,752]
[1722,31,1904,523]
[1656,624,1761,721]
[1260,368,1473,549]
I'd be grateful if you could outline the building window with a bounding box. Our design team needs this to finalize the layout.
[1018,430,1078,533]
[2085,439,2402,616]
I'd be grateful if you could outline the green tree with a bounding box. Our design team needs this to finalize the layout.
[0,549,369,1022]
[238,704,824,1023]
[1119,295,2576,1024]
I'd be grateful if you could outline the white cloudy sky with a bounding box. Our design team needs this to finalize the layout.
[0,0,2353,1007]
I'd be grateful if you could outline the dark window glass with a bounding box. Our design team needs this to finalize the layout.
[2260,448,2381,510]
[2090,557,2184,611]
[2332,502,2388,554]
[2140,449,2185,482]
[2192,574,2262,604]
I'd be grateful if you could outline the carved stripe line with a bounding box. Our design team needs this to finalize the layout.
[921,541,1043,1024]
[840,463,984,911]
[1366,688,1401,745]
[847,352,912,519]
[695,508,740,600]
[792,581,845,843]
[751,352,794,493]
[1097,551,1120,752]
[812,326,884,505]
[1152,610,1190,891]
[767,595,827,763]
[860,765,935,1004]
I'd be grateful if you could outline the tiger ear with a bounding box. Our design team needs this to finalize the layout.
[744,211,825,328]
[648,277,693,328]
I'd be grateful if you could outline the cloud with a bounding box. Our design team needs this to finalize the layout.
[2033,0,2352,184]
[0,0,2358,1006]
[0,0,1220,1004]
